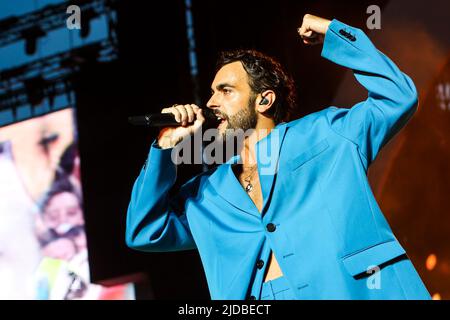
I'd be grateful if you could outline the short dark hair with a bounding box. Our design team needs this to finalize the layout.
[40,177,82,213]
[216,49,297,124]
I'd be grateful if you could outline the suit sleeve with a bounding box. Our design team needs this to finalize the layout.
[322,19,418,166]
[125,141,197,252]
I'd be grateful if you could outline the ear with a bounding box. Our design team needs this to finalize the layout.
[256,90,276,113]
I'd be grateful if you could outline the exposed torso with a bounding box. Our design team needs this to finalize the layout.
[233,164,283,282]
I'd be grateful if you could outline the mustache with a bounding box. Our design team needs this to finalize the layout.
[213,110,229,121]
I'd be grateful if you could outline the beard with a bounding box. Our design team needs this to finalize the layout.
[218,94,258,141]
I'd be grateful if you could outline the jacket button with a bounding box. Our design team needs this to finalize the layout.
[256,259,264,269]
[248,295,256,300]
[266,223,276,232]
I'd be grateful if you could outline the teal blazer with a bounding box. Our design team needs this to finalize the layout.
[126,19,431,300]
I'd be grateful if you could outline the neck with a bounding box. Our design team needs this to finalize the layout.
[240,116,276,166]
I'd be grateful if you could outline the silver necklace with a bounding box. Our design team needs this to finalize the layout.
[243,165,257,193]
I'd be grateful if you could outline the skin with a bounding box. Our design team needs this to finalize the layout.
[157,14,332,282]
[297,14,332,45]
[72,229,87,252]
[0,109,75,202]
[42,192,84,235]
[41,237,77,261]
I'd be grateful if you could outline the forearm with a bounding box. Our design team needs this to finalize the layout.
[321,19,418,163]
[157,128,183,149]
[321,19,418,111]
[126,141,194,252]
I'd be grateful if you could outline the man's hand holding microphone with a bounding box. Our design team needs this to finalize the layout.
[157,104,205,149]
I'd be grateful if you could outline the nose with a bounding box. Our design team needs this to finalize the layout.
[206,93,218,110]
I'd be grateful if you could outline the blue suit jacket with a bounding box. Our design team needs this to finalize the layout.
[126,20,431,300]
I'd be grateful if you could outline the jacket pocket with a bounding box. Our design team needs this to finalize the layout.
[288,138,329,171]
[341,240,407,277]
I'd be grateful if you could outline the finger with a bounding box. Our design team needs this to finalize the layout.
[168,105,182,122]
[185,104,195,123]
[171,108,182,123]
[302,30,314,38]
[191,105,205,124]
[175,105,189,126]
[191,109,205,132]
[162,106,181,123]
[194,108,205,122]
[298,25,308,37]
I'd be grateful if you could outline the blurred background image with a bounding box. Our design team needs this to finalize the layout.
[0,109,135,299]
[0,0,134,300]
[0,0,449,299]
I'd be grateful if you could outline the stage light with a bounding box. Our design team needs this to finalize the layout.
[24,76,45,106]
[0,15,18,30]
[426,254,437,271]
[432,293,441,300]
[21,26,46,55]
[80,9,95,39]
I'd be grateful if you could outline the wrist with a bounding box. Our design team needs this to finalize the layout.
[322,19,332,34]
[156,135,182,149]
[156,137,174,149]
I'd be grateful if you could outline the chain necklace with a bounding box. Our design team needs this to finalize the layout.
[242,164,258,193]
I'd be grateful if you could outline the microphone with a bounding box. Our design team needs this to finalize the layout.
[128,108,220,128]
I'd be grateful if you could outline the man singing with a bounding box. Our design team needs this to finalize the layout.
[125,14,431,300]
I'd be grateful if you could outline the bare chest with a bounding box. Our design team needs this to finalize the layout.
[233,165,263,213]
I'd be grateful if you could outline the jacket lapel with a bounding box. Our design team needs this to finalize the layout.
[256,123,287,215]
[208,160,260,218]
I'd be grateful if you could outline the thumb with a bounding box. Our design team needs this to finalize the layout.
[303,30,314,38]
[194,107,206,122]
[190,107,205,132]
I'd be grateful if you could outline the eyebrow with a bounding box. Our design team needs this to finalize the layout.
[211,83,236,92]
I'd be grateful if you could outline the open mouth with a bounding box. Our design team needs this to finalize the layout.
[215,114,227,129]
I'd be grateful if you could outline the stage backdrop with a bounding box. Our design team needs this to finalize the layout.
[0,108,135,300]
